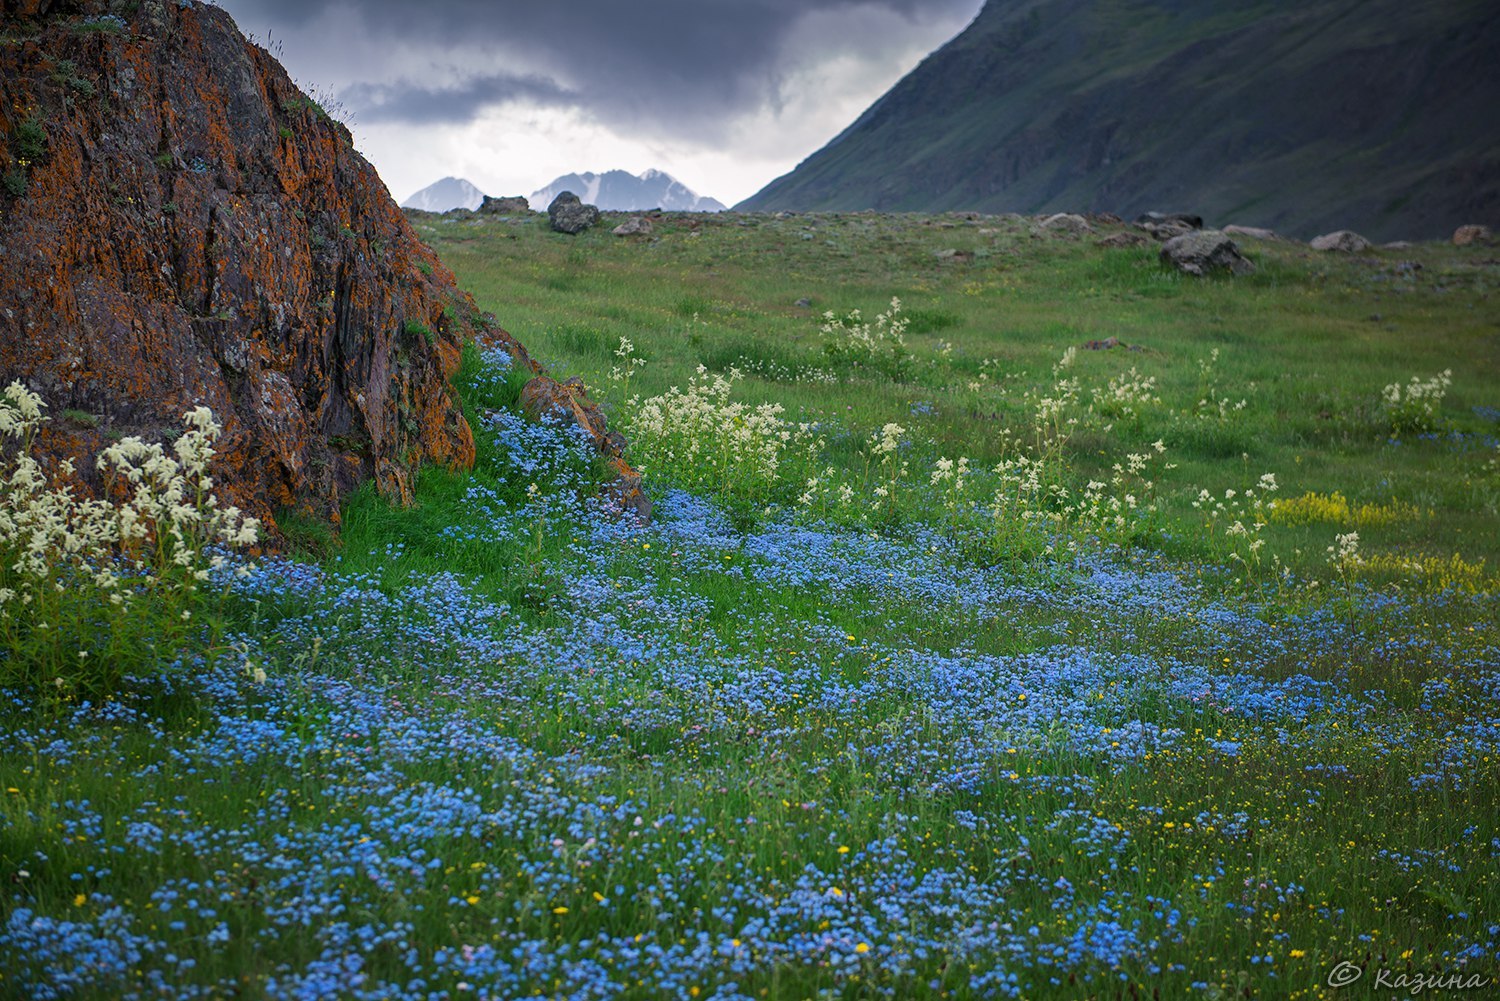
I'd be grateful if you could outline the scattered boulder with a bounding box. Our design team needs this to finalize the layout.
[520,376,651,522]
[1038,213,1093,235]
[1159,230,1255,276]
[934,248,974,262]
[611,216,654,237]
[1310,230,1372,253]
[1135,212,1203,241]
[1097,232,1148,249]
[1223,224,1280,241]
[1136,211,1204,229]
[794,297,813,308]
[547,191,600,234]
[479,195,530,215]
[1453,224,1493,246]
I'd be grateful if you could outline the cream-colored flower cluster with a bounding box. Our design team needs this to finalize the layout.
[1382,369,1452,434]
[1,381,259,625]
[1192,472,1281,576]
[1091,367,1161,420]
[624,366,811,502]
[820,298,909,367]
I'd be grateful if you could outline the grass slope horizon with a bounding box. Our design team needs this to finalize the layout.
[3,208,1498,998]
[736,0,1500,243]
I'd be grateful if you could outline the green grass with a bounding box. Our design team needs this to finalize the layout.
[2,211,1496,1000]
[413,210,1500,575]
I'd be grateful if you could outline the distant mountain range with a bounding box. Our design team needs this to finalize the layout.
[530,170,725,213]
[738,0,1500,240]
[402,177,486,213]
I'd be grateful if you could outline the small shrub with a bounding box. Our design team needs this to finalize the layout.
[12,116,47,163]
[404,319,435,346]
[1,167,25,199]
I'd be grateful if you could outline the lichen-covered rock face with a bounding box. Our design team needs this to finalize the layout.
[0,0,522,533]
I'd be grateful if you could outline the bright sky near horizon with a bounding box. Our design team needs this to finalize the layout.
[214,0,985,207]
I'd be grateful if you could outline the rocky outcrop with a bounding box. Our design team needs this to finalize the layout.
[1097,231,1147,248]
[1136,211,1204,230]
[0,0,550,535]
[1310,230,1372,253]
[1036,212,1092,236]
[1160,231,1255,276]
[519,375,650,522]
[611,216,653,237]
[547,191,600,235]
[1223,224,1280,241]
[479,195,531,215]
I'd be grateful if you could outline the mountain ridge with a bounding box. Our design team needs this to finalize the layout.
[737,0,1500,240]
[531,169,725,213]
[403,176,486,213]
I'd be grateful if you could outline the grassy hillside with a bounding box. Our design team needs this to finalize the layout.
[2,210,1498,998]
[738,0,1500,242]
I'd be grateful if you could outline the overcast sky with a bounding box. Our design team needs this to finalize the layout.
[214,0,985,206]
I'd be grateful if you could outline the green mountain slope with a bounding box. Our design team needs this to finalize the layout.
[737,0,1500,240]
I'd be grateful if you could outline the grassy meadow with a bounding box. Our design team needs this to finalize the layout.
[2,209,1498,1000]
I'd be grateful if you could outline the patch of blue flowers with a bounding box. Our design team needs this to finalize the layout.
[2,372,1497,999]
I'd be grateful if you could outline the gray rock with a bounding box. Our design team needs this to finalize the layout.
[1160,230,1255,276]
[1310,230,1371,253]
[1097,231,1147,248]
[479,195,530,215]
[1038,212,1093,235]
[1137,219,1195,241]
[611,216,653,236]
[547,191,600,234]
[1136,211,1203,229]
[1223,224,1279,241]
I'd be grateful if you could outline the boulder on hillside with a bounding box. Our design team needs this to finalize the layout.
[1136,211,1205,229]
[1310,230,1372,253]
[1453,224,1493,246]
[1160,230,1255,276]
[612,217,654,237]
[479,195,531,215]
[1038,213,1093,235]
[520,375,650,522]
[1097,232,1148,249]
[1135,211,1203,241]
[1223,224,1280,241]
[547,192,601,234]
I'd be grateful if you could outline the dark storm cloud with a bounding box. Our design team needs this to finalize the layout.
[217,0,982,132]
[342,73,578,125]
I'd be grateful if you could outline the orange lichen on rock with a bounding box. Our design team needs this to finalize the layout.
[0,0,497,534]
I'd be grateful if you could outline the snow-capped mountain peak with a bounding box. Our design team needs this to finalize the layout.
[402,177,486,213]
[530,169,725,213]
